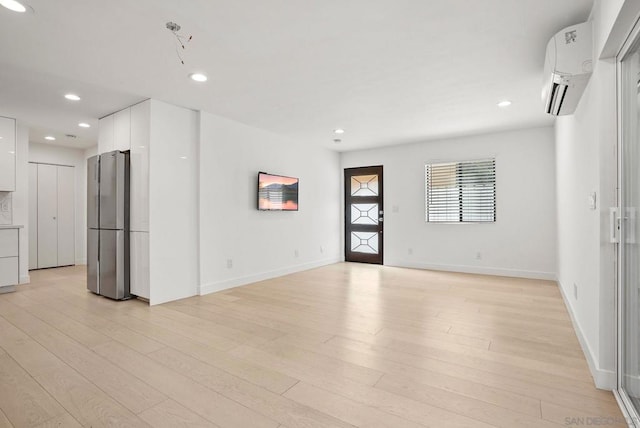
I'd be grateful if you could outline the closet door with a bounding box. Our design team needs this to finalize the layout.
[37,164,58,268]
[57,166,75,266]
[28,163,38,269]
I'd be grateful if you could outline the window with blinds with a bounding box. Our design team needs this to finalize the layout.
[425,158,495,223]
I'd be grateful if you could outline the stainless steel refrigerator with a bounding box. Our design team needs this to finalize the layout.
[87,150,131,300]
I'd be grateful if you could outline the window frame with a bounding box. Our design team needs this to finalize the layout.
[424,157,496,224]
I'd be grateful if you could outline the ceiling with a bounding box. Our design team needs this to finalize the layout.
[0,0,593,151]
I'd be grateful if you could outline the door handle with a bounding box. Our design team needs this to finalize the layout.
[610,207,619,243]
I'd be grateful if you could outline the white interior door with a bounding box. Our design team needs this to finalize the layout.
[57,166,75,266]
[28,163,38,270]
[37,164,58,268]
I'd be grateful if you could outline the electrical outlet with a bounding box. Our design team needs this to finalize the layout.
[0,201,8,213]
[320,246,324,254]
[294,249,299,258]
[475,252,482,260]
[574,283,578,300]
[226,259,233,269]
[408,248,413,255]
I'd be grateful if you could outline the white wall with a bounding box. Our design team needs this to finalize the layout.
[148,100,199,305]
[29,142,89,265]
[198,111,342,294]
[341,126,557,279]
[554,0,632,390]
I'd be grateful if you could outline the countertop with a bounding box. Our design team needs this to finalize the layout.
[0,224,23,229]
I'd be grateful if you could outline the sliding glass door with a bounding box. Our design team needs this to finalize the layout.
[618,21,640,423]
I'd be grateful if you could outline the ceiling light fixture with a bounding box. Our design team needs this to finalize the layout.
[497,100,512,108]
[333,139,342,144]
[0,0,26,12]
[45,136,56,141]
[189,73,207,82]
[64,93,81,101]
[78,122,91,128]
[334,129,345,134]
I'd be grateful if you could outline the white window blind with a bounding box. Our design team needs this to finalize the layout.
[425,158,495,223]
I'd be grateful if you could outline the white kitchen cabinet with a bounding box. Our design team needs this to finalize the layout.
[98,114,115,154]
[130,100,150,232]
[114,108,131,151]
[0,116,16,192]
[100,108,131,154]
[0,258,18,288]
[0,227,19,290]
[0,229,18,257]
[30,163,75,269]
[130,231,149,299]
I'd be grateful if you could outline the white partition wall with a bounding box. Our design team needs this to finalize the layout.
[198,111,342,295]
[148,100,199,305]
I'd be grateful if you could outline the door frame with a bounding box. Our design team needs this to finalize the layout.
[344,165,384,264]
[616,14,640,426]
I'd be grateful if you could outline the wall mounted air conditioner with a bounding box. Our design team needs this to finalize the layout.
[542,21,593,116]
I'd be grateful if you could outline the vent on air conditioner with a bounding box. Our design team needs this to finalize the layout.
[542,22,592,116]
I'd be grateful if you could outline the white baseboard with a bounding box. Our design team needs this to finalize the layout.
[200,257,341,296]
[558,279,616,390]
[19,275,30,284]
[384,260,556,281]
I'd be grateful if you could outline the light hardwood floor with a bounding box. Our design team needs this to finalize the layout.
[0,263,625,427]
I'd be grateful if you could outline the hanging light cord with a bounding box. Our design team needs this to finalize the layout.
[166,22,192,65]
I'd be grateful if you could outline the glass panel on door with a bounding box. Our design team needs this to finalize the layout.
[351,204,379,225]
[620,29,640,419]
[351,175,379,196]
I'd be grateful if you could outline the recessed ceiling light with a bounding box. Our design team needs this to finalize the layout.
[0,0,26,12]
[189,73,207,82]
[334,129,345,134]
[78,122,91,128]
[497,100,512,108]
[64,93,81,101]
[45,136,56,141]
[333,139,342,144]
